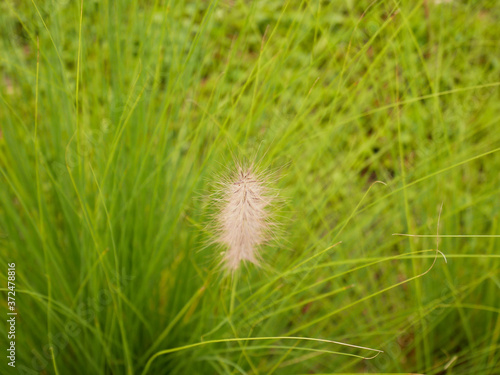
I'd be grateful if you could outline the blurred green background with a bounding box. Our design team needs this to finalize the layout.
[1,0,499,374]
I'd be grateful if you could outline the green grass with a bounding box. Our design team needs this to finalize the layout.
[1,0,500,374]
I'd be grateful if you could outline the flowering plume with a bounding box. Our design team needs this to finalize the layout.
[215,163,273,271]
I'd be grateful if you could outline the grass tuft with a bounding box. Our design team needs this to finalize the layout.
[1,1,500,374]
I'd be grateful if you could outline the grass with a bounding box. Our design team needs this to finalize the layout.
[1,0,500,374]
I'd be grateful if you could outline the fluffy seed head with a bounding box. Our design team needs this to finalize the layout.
[215,164,273,271]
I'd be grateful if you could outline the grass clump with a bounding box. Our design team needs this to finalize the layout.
[1,0,500,374]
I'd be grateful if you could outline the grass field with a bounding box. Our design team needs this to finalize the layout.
[1,0,500,374]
